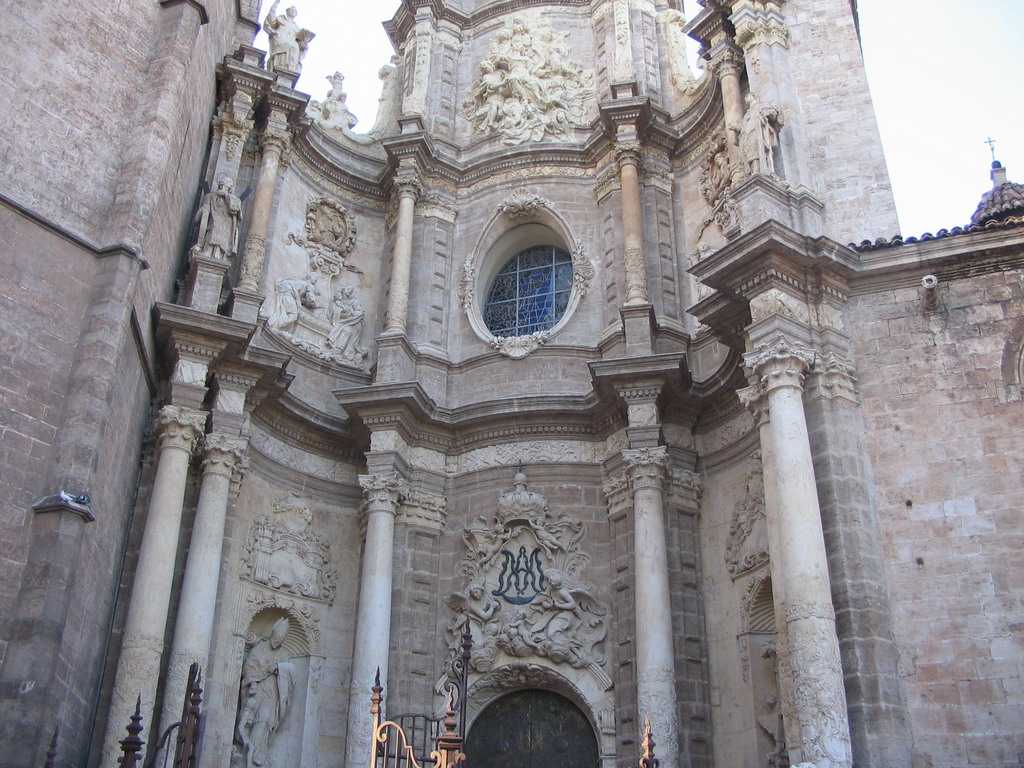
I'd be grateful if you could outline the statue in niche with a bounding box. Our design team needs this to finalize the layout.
[445,472,608,671]
[263,1,315,74]
[234,618,296,768]
[190,176,242,261]
[324,283,366,365]
[730,93,784,178]
[461,14,594,145]
[268,272,320,334]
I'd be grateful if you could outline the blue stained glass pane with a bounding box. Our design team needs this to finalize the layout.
[484,244,574,336]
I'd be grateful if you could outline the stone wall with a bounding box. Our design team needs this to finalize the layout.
[850,268,1024,767]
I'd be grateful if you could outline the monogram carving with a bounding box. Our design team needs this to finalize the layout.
[447,472,607,672]
[241,495,337,604]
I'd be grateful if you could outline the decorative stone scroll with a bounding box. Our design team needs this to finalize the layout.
[241,495,337,604]
[461,14,595,145]
[725,450,768,577]
[446,472,607,672]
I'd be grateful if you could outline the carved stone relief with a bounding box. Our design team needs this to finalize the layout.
[445,473,608,672]
[264,198,368,368]
[461,14,595,145]
[725,450,769,578]
[496,189,552,220]
[696,133,738,240]
[241,495,337,604]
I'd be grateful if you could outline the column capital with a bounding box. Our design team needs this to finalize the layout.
[623,446,668,491]
[615,141,643,170]
[809,352,858,404]
[737,379,770,427]
[260,126,291,157]
[393,175,422,201]
[199,433,248,478]
[707,43,746,79]
[156,406,206,453]
[744,335,815,393]
[359,473,408,511]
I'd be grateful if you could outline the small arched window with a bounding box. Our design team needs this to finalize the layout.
[482,245,573,336]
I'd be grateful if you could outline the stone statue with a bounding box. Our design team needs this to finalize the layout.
[190,176,241,261]
[444,584,501,671]
[461,14,594,145]
[268,273,320,333]
[263,1,315,74]
[731,93,784,177]
[235,618,296,768]
[367,57,402,139]
[324,284,366,364]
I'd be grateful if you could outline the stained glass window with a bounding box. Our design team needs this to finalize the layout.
[483,245,573,336]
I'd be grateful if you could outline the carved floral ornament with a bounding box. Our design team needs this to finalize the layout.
[445,472,608,673]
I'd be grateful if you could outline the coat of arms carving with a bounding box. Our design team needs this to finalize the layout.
[242,495,337,603]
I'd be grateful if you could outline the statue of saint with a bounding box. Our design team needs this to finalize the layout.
[324,284,365,363]
[731,93,784,177]
[235,618,295,768]
[268,273,320,334]
[263,1,315,74]
[191,176,241,261]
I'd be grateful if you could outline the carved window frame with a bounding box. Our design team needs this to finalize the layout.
[460,192,594,359]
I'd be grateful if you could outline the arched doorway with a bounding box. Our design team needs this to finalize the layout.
[464,689,599,768]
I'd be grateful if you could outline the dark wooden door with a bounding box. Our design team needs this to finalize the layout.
[464,689,599,768]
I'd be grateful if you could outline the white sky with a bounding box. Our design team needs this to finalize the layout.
[259,0,1024,239]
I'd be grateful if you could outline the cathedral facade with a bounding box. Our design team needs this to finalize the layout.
[1,1,1022,767]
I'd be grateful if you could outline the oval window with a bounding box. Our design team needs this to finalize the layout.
[482,245,573,336]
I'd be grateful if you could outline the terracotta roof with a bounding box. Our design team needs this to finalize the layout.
[850,161,1024,253]
[971,177,1024,227]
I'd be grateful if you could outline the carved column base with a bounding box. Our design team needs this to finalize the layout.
[637,670,681,768]
[373,334,416,384]
[228,287,265,324]
[182,254,230,314]
[621,303,656,357]
[100,635,163,767]
[731,175,825,238]
[783,606,853,768]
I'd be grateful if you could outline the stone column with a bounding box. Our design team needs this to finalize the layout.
[345,474,407,768]
[711,45,746,134]
[382,177,421,335]
[623,447,679,768]
[158,434,248,742]
[617,143,649,306]
[234,127,291,314]
[744,336,853,768]
[101,405,206,766]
